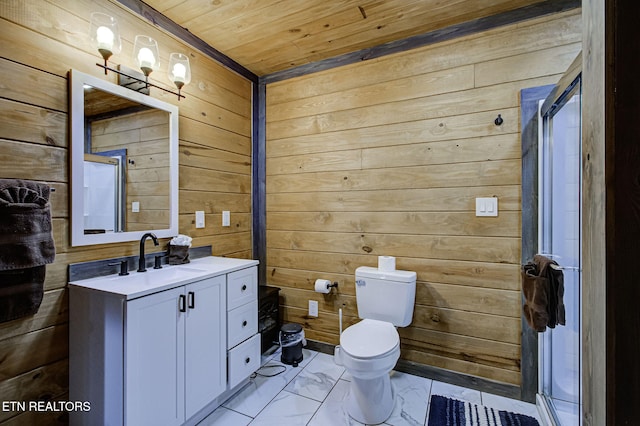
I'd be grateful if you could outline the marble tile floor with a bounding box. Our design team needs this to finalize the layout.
[199,348,542,426]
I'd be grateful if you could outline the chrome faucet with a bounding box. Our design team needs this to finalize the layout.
[138,232,159,272]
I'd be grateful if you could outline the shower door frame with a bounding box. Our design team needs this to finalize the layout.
[519,52,582,424]
[537,74,583,426]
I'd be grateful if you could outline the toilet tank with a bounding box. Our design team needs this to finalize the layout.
[355,266,416,327]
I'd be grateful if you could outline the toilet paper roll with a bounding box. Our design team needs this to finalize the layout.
[378,256,396,271]
[314,279,332,294]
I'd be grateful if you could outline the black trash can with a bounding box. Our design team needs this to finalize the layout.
[280,323,305,367]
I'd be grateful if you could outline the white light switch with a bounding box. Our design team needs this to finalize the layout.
[222,210,230,227]
[195,211,205,228]
[132,201,140,212]
[475,197,498,217]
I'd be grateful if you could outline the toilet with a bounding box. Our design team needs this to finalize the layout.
[334,266,416,424]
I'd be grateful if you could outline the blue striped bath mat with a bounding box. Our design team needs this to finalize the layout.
[427,395,540,426]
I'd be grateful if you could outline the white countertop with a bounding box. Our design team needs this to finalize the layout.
[69,256,259,300]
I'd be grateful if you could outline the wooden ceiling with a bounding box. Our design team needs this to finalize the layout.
[144,0,549,76]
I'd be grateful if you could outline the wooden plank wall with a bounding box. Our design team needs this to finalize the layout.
[0,0,251,424]
[265,10,581,386]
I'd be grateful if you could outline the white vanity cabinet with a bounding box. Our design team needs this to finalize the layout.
[69,257,259,426]
[125,276,226,425]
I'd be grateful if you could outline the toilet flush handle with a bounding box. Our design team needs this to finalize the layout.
[356,279,366,286]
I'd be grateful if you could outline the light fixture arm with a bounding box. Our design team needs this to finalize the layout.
[89,14,188,100]
[96,63,185,100]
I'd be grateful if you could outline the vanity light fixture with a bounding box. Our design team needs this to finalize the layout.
[134,35,160,78]
[168,53,191,98]
[89,12,121,74]
[89,14,189,100]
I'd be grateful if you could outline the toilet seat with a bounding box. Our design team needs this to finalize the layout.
[340,319,399,359]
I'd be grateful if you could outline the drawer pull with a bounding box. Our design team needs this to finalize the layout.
[242,320,248,327]
[241,284,247,291]
[188,291,195,309]
[178,295,186,312]
[245,357,250,364]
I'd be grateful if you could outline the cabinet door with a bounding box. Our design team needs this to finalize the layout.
[125,287,185,426]
[185,276,227,419]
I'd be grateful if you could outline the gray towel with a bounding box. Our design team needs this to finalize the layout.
[0,179,55,322]
[0,266,46,322]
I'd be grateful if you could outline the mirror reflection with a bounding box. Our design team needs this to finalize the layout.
[70,69,178,247]
[83,86,170,234]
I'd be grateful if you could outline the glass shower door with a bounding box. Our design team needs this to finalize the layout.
[538,77,582,426]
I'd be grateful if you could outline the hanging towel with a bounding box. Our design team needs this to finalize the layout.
[0,179,55,323]
[521,254,565,332]
[0,266,47,321]
[522,262,550,332]
[534,254,565,328]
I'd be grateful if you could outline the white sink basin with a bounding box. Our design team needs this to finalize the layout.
[87,265,211,299]
[152,265,208,278]
[118,265,207,282]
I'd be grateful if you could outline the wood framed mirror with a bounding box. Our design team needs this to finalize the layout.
[69,69,178,246]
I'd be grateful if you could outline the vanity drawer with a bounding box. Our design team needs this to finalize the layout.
[227,334,261,388]
[227,300,258,348]
[227,267,257,310]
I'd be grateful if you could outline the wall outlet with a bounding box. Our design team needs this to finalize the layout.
[132,201,140,212]
[195,210,205,228]
[308,300,318,317]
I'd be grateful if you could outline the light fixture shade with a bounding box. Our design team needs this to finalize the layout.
[133,35,160,76]
[168,53,191,90]
[89,12,121,61]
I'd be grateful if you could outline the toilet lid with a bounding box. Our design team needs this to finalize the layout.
[340,319,399,359]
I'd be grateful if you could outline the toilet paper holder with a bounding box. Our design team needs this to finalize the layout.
[322,281,339,291]
[315,279,339,293]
